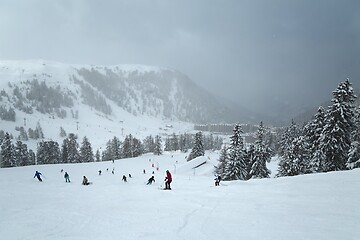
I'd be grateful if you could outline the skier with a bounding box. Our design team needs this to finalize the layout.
[98,170,102,175]
[164,170,172,190]
[214,175,221,186]
[122,175,127,182]
[82,176,90,185]
[64,172,71,183]
[147,176,155,185]
[34,171,43,182]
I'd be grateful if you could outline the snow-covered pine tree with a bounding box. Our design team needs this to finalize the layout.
[250,122,271,179]
[35,122,44,139]
[18,127,28,141]
[347,106,360,169]
[249,122,271,178]
[164,137,171,152]
[171,133,179,151]
[277,120,301,177]
[214,145,228,177]
[187,131,205,161]
[122,135,132,158]
[59,127,67,138]
[80,136,94,163]
[320,79,357,171]
[28,149,36,165]
[143,135,155,154]
[111,136,122,160]
[278,120,301,158]
[37,140,61,165]
[63,133,80,163]
[303,106,326,172]
[153,135,162,155]
[0,132,15,168]
[14,140,30,166]
[131,137,143,157]
[95,149,101,162]
[222,123,248,180]
[101,140,112,161]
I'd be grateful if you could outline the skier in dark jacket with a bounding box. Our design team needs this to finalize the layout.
[34,171,43,182]
[122,175,127,182]
[214,175,221,186]
[147,176,155,185]
[82,176,90,185]
[64,172,70,183]
[164,170,172,190]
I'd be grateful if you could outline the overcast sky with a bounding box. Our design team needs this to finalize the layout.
[1,0,359,118]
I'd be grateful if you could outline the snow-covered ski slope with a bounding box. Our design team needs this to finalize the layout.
[1,151,359,240]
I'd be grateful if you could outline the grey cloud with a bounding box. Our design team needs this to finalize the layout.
[0,0,359,120]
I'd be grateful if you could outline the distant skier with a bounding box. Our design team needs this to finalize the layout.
[147,176,155,185]
[98,170,102,175]
[82,176,90,185]
[143,169,146,174]
[214,175,221,186]
[164,170,172,190]
[34,171,43,182]
[64,172,71,183]
[122,175,127,182]
[128,173,132,178]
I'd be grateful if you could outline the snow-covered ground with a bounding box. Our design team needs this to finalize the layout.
[1,151,359,240]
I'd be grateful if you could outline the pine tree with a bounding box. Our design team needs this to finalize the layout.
[122,135,132,158]
[214,145,228,177]
[59,127,67,137]
[14,140,30,166]
[320,79,357,171]
[277,120,301,177]
[0,132,15,168]
[187,132,205,161]
[37,141,61,165]
[164,137,171,152]
[153,135,162,155]
[143,135,155,153]
[131,137,143,157]
[171,133,179,151]
[102,140,113,161]
[347,141,360,169]
[95,149,101,162]
[111,136,122,160]
[62,133,80,163]
[18,127,28,141]
[278,120,300,158]
[80,136,94,162]
[250,122,271,179]
[304,106,326,172]
[222,124,248,180]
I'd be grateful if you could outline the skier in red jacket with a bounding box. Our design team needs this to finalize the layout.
[164,170,172,190]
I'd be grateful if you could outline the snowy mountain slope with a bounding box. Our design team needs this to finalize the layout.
[0,151,359,240]
[0,59,256,151]
[0,59,254,124]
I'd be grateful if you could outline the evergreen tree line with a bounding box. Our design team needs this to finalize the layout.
[277,79,360,177]
[72,77,112,115]
[215,122,272,181]
[1,80,74,120]
[164,132,223,153]
[0,106,16,121]
[0,130,222,168]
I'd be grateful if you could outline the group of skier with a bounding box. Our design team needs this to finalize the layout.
[33,169,173,190]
